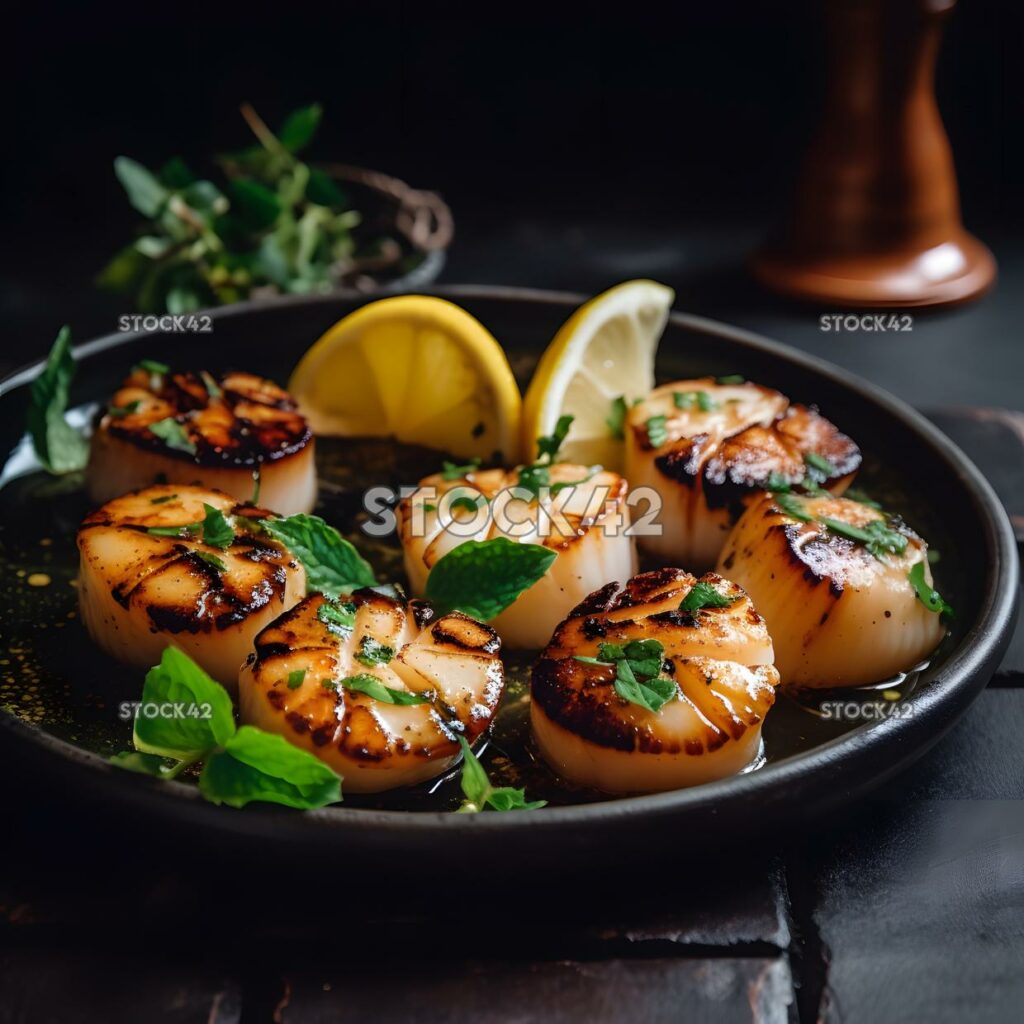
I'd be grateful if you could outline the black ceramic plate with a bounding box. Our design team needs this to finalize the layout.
[0,286,1017,869]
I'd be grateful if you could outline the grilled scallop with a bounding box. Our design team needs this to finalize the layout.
[77,485,305,688]
[86,366,316,515]
[398,464,637,649]
[716,492,946,688]
[239,591,504,792]
[531,568,778,793]
[624,378,860,567]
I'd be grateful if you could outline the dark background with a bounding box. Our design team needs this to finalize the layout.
[2,0,1022,352]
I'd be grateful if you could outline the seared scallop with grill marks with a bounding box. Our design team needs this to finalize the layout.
[77,485,305,688]
[86,366,316,515]
[716,492,947,689]
[531,568,778,793]
[624,378,860,567]
[239,591,504,792]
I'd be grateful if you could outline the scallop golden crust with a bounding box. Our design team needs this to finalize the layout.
[624,378,860,567]
[531,568,778,793]
[77,485,305,688]
[86,368,316,515]
[239,591,504,793]
[398,464,637,649]
[716,492,945,689]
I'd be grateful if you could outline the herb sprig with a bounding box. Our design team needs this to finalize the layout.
[575,639,678,714]
[456,736,546,813]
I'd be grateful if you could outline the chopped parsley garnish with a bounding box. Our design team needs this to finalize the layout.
[456,735,546,813]
[606,395,628,440]
[422,502,437,513]
[286,669,306,689]
[516,414,582,498]
[149,417,196,455]
[765,471,792,493]
[844,487,882,510]
[673,390,717,412]
[818,516,908,559]
[200,370,222,399]
[135,359,170,376]
[147,521,202,539]
[646,414,669,448]
[535,414,573,461]
[680,581,737,612]
[108,400,141,418]
[200,503,235,549]
[317,599,357,636]
[340,674,429,705]
[441,457,482,480]
[355,636,395,667]
[907,562,954,619]
[773,492,813,522]
[715,374,745,385]
[804,451,838,480]
[449,493,486,515]
[574,639,677,714]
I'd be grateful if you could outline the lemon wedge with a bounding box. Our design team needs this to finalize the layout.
[289,296,522,463]
[522,280,674,470]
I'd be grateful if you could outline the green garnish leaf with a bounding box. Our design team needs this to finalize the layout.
[262,513,376,597]
[150,493,178,504]
[576,639,677,714]
[536,414,574,461]
[132,647,236,760]
[199,725,341,809]
[355,636,395,667]
[278,104,323,152]
[515,462,550,499]
[765,471,792,493]
[108,400,141,418]
[287,669,306,689]
[200,370,222,399]
[250,468,261,505]
[673,390,717,412]
[907,562,955,619]
[317,599,357,636]
[109,751,172,776]
[200,503,235,549]
[114,157,169,217]
[804,451,839,479]
[646,414,669,448]
[149,417,197,456]
[192,550,227,573]
[27,326,90,474]
[147,521,202,539]
[456,736,546,813]
[449,494,485,515]
[441,457,482,480]
[607,395,628,440]
[818,517,909,559]
[844,487,882,510]
[680,581,737,612]
[425,537,557,620]
[135,358,170,376]
[340,674,429,705]
[716,374,745,385]
[774,492,813,522]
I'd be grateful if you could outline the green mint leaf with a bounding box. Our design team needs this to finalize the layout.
[149,417,197,455]
[613,658,677,714]
[135,358,170,376]
[581,639,676,713]
[200,370,222,400]
[200,503,235,549]
[573,654,614,666]
[620,639,666,679]
[536,414,574,461]
[597,641,626,661]
[109,751,172,777]
[449,494,484,514]
[279,104,323,152]
[317,599,357,636]
[340,674,429,705]
[425,537,557,620]
[114,157,170,217]
[355,636,395,667]
[516,462,550,499]
[199,725,341,809]
[147,521,201,539]
[27,326,89,474]
[133,647,236,760]
[262,513,376,597]
[646,414,668,448]
[716,374,745,385]
[306,168,348,207]
[159,157,196,188]
[287,669,306,689]
[680,581,737,612]
[108,400,141,418]
[907,561,954,619]
[606,395,628,440]
[456,736,545,813]
[441,457,481,480]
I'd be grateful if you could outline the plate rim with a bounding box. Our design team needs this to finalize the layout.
[1,285,1018,837]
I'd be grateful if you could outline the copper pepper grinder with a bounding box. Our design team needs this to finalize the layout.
[752,0,995,308]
